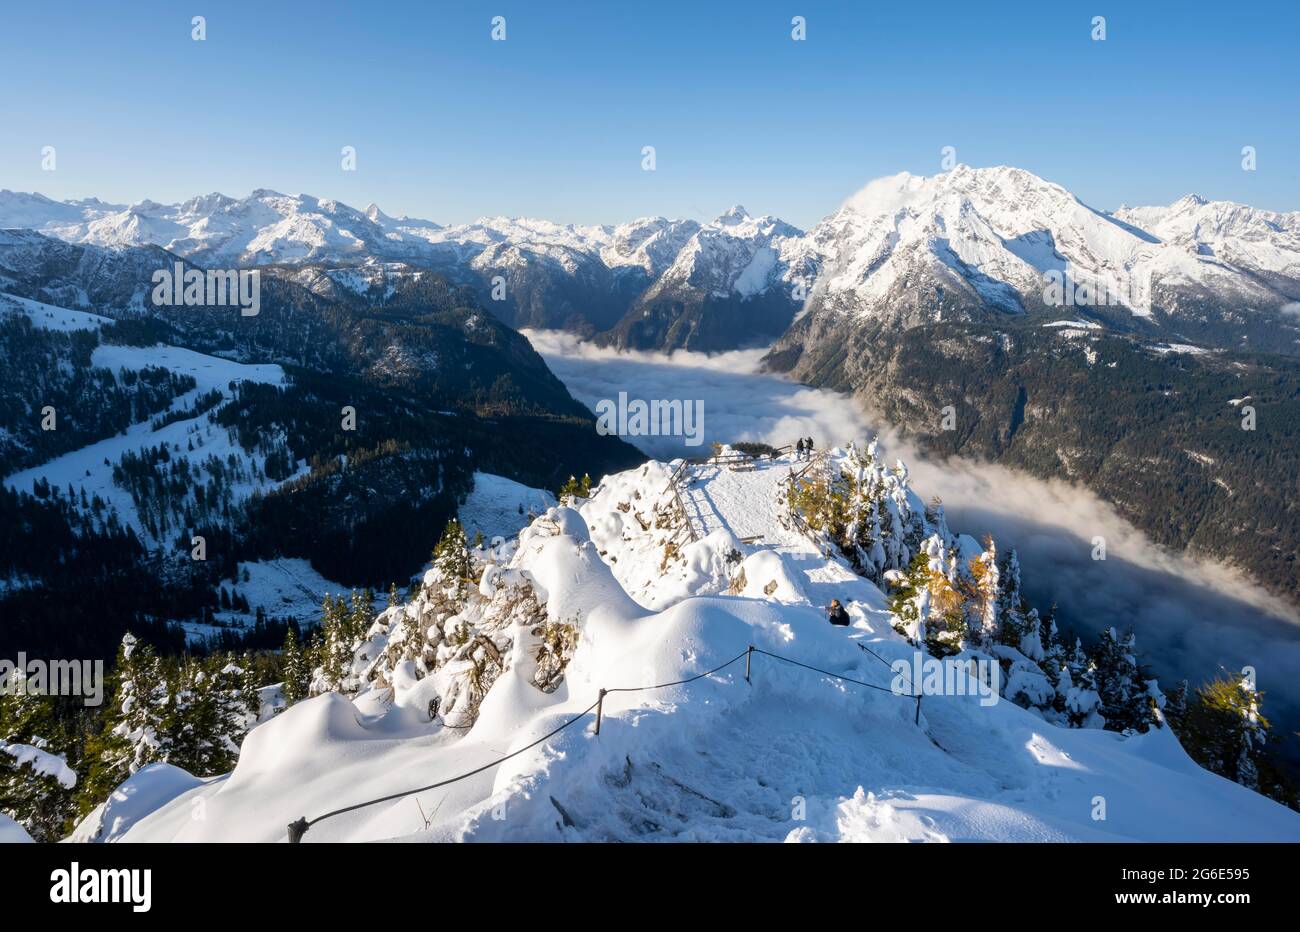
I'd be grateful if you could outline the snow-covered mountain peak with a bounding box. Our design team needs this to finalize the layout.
[715,204,752,225]
[804,164,1300,326]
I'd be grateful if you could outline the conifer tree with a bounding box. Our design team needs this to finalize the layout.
[1061,638,1104,728]
[1091,627,1155,733]
[1181,673,1272,793]
[996,549,1035,654]
[164,656,239,777]
[433,519,474,605]
[239,653,262,722]
[965,537,1002,649]
[1163,679,1189,734]
[0,679,77,841]
[890,536,967,657]
[280,624,311,706]
[558,473,592,505]
[111,633,168,774]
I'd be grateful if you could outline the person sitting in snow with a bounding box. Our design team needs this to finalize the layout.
[827,599,850,626]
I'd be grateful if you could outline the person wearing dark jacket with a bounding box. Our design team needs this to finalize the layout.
[827,599,850,626]
[795,438,805,460]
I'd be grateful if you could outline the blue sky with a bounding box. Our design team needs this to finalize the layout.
[2,0,1296,228]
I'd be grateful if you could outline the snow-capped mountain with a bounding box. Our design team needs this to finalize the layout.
[1114,193,1300,284]
[0,190,815,350]
[5,166,1300,354]
[798,166,1300,346]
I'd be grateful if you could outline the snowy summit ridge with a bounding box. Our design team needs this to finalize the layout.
[82,447,1300,843]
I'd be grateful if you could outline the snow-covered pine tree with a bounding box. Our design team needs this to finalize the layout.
[210,655,252,763]
[433,519,474,605]
[238,653,262,722]
[1040,605,1065,689]
[965,536,1002,650]
[889,535,967,657]
[280,624,311,706]
[1163,679,1189,734]
[1061,639,1105,729]
[1091,627,1157,733]
[163,657,228,776]
[996,550,1033,651]
[316,594,351,694]
[111,633,168,773]
[0,677,77,841]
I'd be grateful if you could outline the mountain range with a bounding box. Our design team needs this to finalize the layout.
[6,165,1300,355]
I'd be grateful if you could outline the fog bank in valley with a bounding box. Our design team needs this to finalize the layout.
[527,328,1300,752]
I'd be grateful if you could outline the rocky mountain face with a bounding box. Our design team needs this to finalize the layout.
[7,168,1300,354]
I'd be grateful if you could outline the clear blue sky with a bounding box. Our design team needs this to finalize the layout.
[2,0,1296,228]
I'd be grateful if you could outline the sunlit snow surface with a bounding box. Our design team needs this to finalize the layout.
[110,452,1300,842]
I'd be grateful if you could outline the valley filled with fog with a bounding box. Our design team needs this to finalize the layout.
[527,329,1300,757]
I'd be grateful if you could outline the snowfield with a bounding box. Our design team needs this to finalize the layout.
[97,452,1300,843]
[3,296,295,543]
[458,471,555,544]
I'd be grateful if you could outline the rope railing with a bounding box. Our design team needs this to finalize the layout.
[286,641,922,842]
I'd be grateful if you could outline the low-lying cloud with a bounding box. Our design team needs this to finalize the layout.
[527,328,1300,757]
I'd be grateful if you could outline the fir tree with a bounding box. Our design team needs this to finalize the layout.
[108,633,169,775]
[433,519,474,605]
[239,654,262,721]
[1163,679,1189,734]
[1061,638,1104,728]
[317,594,350,693]
[164,656,240,777]
[965,537,1002,649]
[558,473,592,505]
[0,679,77,841]
[1091,628,1156,734]
[1181,673,1272,793]
[280,624,311,707]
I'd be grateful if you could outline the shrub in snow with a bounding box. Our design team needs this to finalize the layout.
[306,509,588,729]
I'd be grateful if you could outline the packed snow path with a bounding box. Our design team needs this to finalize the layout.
[663,452,887,624]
